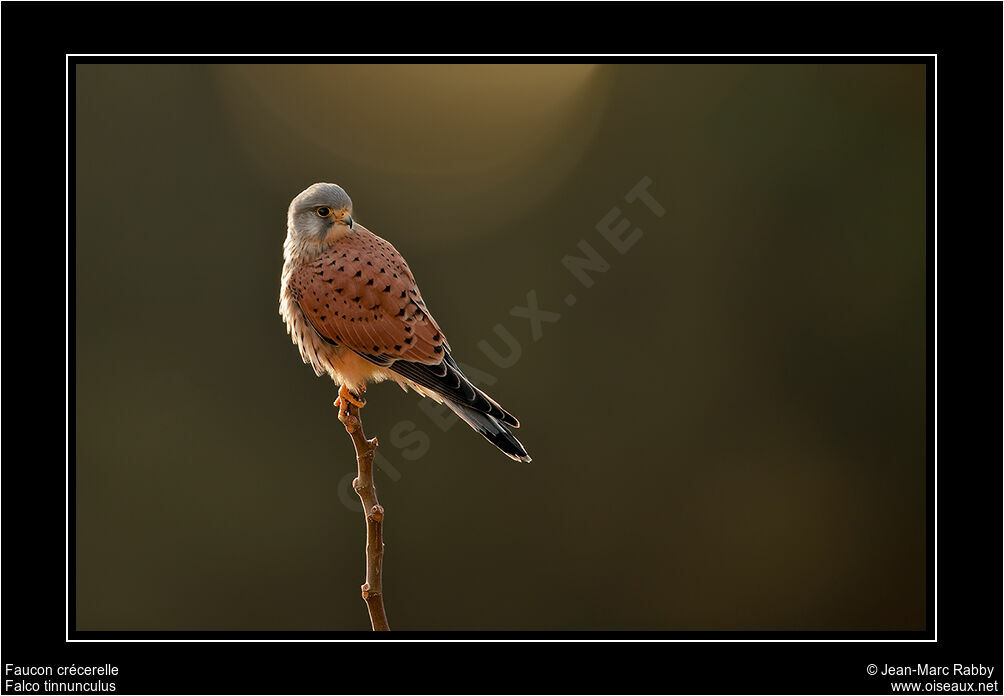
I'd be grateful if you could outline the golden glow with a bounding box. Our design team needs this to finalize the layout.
[213,64,613,233]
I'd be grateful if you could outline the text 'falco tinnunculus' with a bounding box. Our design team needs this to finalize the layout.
[279,183,531,462]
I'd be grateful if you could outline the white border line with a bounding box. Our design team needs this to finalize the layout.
[66,52,935,638]
[66,54,72,646]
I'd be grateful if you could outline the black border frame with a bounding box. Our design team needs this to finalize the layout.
[8,0,1001,686]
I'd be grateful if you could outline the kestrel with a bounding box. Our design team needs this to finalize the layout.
[279,183,531,462]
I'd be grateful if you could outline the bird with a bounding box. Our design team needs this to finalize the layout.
[279,183,531,462]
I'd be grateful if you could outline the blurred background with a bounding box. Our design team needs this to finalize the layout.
[74,63,926,631]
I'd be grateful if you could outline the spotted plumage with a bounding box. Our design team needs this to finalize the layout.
[279,183,530,462]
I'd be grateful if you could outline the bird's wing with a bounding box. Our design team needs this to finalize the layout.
[289,228,518,427]
[289,229,448,365]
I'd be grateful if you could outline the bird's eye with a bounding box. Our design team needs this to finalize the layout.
[316,207,333,218]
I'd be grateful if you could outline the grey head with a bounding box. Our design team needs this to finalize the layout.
[288,182,355,240]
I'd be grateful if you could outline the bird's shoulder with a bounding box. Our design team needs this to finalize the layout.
[301,227,416,279]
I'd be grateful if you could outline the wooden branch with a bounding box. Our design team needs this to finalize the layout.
[337,398,390,631]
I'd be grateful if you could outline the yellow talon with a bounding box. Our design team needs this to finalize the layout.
[338,384,366,409]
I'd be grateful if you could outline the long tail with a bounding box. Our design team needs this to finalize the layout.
[445,401,532,462]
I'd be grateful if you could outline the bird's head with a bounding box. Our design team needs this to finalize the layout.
[287,183,355,247]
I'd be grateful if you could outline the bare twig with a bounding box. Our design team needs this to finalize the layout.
[336,397,390,631]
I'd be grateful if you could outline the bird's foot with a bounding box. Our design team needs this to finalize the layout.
[335,385,366,431]
[336,384,366,409]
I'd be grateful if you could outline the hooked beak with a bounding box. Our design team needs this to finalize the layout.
[343,213,354,230]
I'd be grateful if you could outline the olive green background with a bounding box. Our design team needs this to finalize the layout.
[75,63,926,631]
